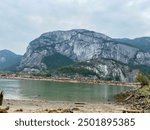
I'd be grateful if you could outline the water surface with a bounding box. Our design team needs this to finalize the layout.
[0,78,131,103]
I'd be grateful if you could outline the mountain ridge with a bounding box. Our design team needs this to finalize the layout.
[115,37,150,52]
[0,49,22,71]
[20,29,150,68]
[18,29,150,81]
[1,29,150,81]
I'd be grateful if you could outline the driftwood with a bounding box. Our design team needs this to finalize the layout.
[122,109,144,113]
[72,107,80,111]
[75,105,84,108]
[47,108,73,113]
[74,102,86,105]
[14,109,23,112]
[46,107,80,113]
[0,106,9,113]
[0,91,4,106]
[124,94,134,102]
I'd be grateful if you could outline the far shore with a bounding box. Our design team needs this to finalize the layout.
[1,99,126,113]
[0,75,141,87]
[0,75,142,113]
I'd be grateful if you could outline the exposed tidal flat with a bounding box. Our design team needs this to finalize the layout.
[0,75,137,113]
[2,99,125,113]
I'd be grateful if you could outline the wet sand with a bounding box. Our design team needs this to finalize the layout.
[1,99,126,113]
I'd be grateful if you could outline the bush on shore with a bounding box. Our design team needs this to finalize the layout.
[136,72,150,87]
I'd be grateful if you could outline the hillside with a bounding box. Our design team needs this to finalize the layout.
[115,37,150,52]
[17,29,150,81]
[0,50,22,71]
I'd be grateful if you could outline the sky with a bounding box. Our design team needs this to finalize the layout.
[0,0,150,54]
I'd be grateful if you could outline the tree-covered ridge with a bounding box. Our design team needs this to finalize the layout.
[115,37,150,52]
[42,53,74,69]
[0,50,22,71]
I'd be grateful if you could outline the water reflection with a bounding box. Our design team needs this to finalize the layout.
[0,79,131,103]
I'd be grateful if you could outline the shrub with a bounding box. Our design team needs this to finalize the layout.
[136,73,150,87]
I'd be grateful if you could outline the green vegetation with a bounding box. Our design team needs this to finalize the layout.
[136,72,150,86]
[58,66,97,77]
[116,37,150,52]
[42,53,74,69]
[136,73,150,102]
[115,73,150,111]
[137,85,150,97]
[0,71,13,75]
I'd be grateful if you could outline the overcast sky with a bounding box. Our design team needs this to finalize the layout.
[0,0,150,54]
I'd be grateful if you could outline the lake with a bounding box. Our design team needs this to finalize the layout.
[0,78,131,103]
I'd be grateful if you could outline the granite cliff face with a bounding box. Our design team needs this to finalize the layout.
[19,29,150,81]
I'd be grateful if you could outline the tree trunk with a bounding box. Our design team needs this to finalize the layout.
[0,91,3,106]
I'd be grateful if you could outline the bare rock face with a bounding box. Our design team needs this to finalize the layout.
[19,29,150,81]
[135,52,150,65]
[83,59,138,82]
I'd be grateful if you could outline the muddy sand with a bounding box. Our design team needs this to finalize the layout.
[1,99,126,113]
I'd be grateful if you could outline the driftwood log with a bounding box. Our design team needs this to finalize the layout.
[0,91,3,106]
[124,94,134,102]
[122,109,144,113]
[0,106,9,113]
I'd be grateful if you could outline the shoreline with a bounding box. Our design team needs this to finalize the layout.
[1,99,126,113]
[0,75,141,113]
[0,75,141,87]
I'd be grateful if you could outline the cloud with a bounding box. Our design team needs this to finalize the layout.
[0,0,150,54]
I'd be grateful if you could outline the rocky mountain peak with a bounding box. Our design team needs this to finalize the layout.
[19,29,150,81]
[41,29,112,41]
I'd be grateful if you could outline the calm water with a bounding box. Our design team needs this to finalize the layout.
[0,78,131,103]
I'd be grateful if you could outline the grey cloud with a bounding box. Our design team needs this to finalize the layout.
[0,0,150,54]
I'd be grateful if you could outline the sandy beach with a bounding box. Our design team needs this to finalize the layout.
[0,99,126,113]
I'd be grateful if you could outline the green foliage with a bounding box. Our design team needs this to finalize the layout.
[137,85,150,97]
[42,53,74,69]
[116,37,150,52]
[58,66,96,76]
[136,72,150,86]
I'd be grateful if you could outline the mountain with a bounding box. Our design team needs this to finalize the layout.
[19,29,150,81]
[55,59,137,81]
[115,37,150,52]
[0,49,22,71]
